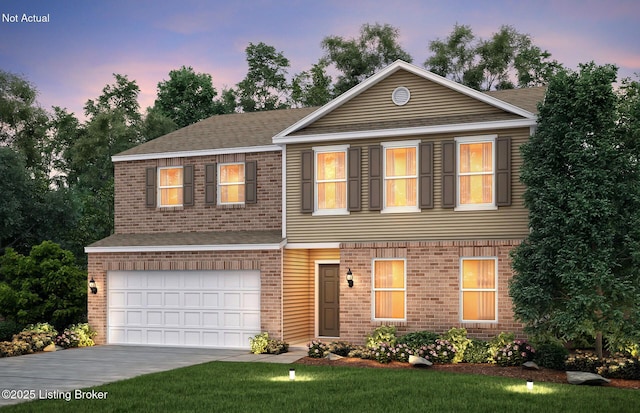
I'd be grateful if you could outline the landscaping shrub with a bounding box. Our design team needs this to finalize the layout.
[565,350,640,380]
[463,339,490,363]
[55,323,96,349]
[393,343,414,362]
[12,331,55,353]
[442,327,472,363]
[533,341,569,370]
[366,325,397,349]
[348,345,373,359]
[494,340,535,367]
[249,332,288,354]
[328,341,352,357]
[0,339,30,357]
[308,340,329,358]
[565,350,602,373]
[416,338,456,363]
[488,332,515,362]
[396,330,439,350]
[0,320,21,342]
[373,342,394,363]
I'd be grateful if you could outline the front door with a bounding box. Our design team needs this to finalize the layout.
[319,264,340,337]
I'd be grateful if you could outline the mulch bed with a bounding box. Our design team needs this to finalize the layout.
[294,356,640,390]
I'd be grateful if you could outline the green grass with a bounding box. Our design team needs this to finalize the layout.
[3,362,639,413]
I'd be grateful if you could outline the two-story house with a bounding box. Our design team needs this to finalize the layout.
[86,60,545,349]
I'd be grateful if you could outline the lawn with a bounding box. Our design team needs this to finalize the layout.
[2,362,639,413]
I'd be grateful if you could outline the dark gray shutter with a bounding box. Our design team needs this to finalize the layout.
[419,142,434,209]
[347,147,361,212]
[301,150,314,213]
[495,137,511,207]
[205,163,217,205]
[145,167,156,208]
[245,161,257,204]
[183,165,194,206]
[441,140,456,208]
[368,145,382,211]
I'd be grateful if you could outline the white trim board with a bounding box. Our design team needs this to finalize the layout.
[112,145,281,162]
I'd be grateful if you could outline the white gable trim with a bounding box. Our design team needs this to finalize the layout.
[274,118,536,145]
[112,145,281,162]
[273,60,536,144]
[85,241,285,253]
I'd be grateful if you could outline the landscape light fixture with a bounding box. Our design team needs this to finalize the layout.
[289,368,296,381]
[346,268,354,288]
[89,277,98,294]
[526,379,534,390]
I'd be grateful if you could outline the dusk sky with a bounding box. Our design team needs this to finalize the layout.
[1,0,639,120]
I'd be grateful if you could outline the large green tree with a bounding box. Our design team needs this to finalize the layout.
[154,66,221,128]
[322,23,413,96]
[237,42,291,112]
[425,24,562,90]
[509,63,640,357]
[290,60,333,107]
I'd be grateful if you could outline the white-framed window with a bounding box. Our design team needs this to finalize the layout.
[456,135,497,211]
[382,140,419,213]
[158,166,183,207]
[372,259,406,321]
[460,257,497,322]
[218,162,245,205]
[314,145,348,215]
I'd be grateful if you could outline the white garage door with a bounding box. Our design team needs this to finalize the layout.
[108,270,261,349]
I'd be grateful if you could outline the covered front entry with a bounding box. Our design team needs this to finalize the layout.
[318,264,340,337]
[107,270,261,349]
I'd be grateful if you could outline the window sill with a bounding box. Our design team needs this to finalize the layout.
[380,207,420,214]
[454,205,498,212]
[312,210,350,216]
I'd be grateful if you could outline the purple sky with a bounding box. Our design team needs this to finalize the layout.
[1,0,639,120]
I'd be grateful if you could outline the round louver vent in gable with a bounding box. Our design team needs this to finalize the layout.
[392,86,410,106]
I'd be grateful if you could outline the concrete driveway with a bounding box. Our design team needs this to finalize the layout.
[0,345,306,407]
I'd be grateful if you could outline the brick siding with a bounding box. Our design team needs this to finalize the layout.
[336,239,524,345]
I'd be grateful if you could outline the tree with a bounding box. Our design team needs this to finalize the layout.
[237,42,291,112]
[0,70,50,178]
[154,66,220,128]
[0,241,87,331]
[425,24,562,90]
[290,60,333,107]
[142,106,178,141]
[322,23,413,96]
[509,63,640,357]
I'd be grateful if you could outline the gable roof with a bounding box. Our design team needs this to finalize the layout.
[273,60,540,144]
[112,107,317,162]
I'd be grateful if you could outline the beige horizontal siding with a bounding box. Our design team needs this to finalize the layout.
[285,128,530,243]
[299,71,510,133]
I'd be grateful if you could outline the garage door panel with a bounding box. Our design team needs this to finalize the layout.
[108,270,260,349]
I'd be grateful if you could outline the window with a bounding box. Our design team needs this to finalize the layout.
[218,163,245,204]
[158,167,183,207]
[315,147,347,213]
[461,258,497,322]
[456,136,496,210]
[382,141,419,212]
[372,259,406,320]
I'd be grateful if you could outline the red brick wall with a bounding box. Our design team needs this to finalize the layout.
[87,249,282,345]
[114,151,282,234]
[337,239,524,345]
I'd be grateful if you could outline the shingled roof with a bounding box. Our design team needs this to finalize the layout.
[114,86,545,159]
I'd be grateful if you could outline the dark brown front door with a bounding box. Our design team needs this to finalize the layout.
[319,264,340,337]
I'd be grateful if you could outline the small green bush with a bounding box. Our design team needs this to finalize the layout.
[23,322,58,336]
[328,341,353,357]
[265,339,288,355]
[249,332,270,354]
[534,341,569,370]
[565,350,602,373]
[308,340,328,358]
[366,325,397,349]
[416,339,457,363]
[55,323,96,349]
[488,332,515,363]
[494,340,535,367]
[373,342,394,363]
[397,330,439,350]
[348,345,373,359]
[394,343,414,362]
[13,331,55,353]
[442,328,472,363]
[0,320,22,342]
[463,339,490,363]
[598,357,640,380]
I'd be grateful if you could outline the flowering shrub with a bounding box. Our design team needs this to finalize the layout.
[308,340,329,358]
[328,341,353,357]
[394,343,414,362]
[494,340,535,367]
[55,329,80,348]
[373,342,394,363]
[417,339,457,363]
[348,345,373,359]
[55,323,96,349]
